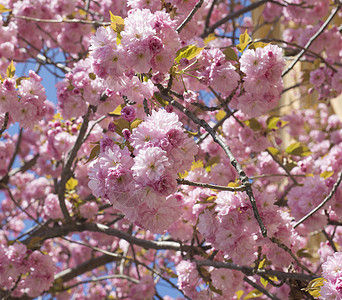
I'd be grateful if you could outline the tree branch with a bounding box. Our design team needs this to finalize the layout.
[282,3,341,77]
[294,169,342,228]
[176,0,204,33]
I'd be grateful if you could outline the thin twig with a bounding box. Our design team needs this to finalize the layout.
[7,128,23,172]
[194,259,318,281]
[0,112,9,137]
[244,276,281,300]
[13,15,110,26]
[177,178,246,192]
[269,237,313,274]
[322,229,338,253]
[282,3,341,77]
[294,169,342,228]
[202,0,268,38]
[176,0,204,33]
[62,274,139,291]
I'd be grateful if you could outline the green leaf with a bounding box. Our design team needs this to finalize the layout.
[175,45,204,63]
[244,118,262,131]
[267,147,279,156]
[0,4,12,13]
[244,289,263,299]
[6,60,15,78]
[320,171,334,180]
[237,30,252,52]
[223,47,238,61]
[285,142,312,157]
[85,144,101,164]
[66,177,78,191]
[266,116,289,130]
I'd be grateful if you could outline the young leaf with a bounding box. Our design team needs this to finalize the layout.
[302,277,325,298]
[243,289,263,299]
[109,11,124,44]
[260,277,268,288]
[267,147,279,156]
[175,45,204,63]
[215,110,226,121]
[109,104,125,116]
[204,33,217,45]
[130,119,143,130]
[6,60,15,78]
[66,177,79,191]
[236,30,252,52]
[320,171,334,180]
[0,4,11,13]
[266,116,289,130]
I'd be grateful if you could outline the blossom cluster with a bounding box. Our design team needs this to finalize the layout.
[320,252,342,299]
[0,70,47,129]
[0,243,55,298]
[88,109,198,232]
[230,44,285,118]
[89,8,180,104]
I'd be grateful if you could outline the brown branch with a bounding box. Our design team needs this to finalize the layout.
[194,259,317,281]
[176,0,204,33]
[202,0,268,38]
[244,276,281,300]
[177,178,246,192]
[58,108,91,221]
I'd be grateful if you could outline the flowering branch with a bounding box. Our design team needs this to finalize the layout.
[157,90,267,237]
[282,2,341,77]
[294,169,342,228]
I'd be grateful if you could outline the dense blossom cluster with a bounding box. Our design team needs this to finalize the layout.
[0,0,342,299]
[0,243,55,297]
[88,109,198,232]
[0,70,47,128]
